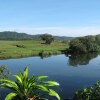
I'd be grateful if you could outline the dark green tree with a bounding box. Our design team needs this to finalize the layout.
[68,39,87,54]
[40,34,54,44]
[95,35,100,45]
[79,36,98,52]
[68,36,98,54]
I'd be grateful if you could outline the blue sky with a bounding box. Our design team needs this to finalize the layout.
[0,0,100,36]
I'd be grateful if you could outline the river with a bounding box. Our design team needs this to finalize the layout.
[0,53,100,100]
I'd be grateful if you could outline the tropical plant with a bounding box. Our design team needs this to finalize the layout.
[0,67,60,100]
[73,81,100,100]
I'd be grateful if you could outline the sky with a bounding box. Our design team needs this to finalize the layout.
[0,0,100,37]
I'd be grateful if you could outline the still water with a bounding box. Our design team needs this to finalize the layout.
[0,53,100,99]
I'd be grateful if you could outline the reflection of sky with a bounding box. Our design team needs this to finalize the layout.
[0,54,100,99]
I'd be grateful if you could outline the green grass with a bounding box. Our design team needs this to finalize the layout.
[0,40,68,59]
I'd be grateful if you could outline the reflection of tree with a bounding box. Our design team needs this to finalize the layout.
[0,66,9,79]
[68,53,98,67]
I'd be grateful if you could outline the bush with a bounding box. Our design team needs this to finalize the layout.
[74,81,100,100]
[15,44,26,48]
[0,65,9,79]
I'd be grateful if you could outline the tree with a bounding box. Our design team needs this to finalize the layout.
[68,39,87,54]
[40,34,54,44]
[68,37,98,54]
[95,35,100,45]
[0,67,60,100]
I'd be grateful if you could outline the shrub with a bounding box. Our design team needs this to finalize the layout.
[73,81,100,100]
[15,44,26,48]
[0,65,9,79]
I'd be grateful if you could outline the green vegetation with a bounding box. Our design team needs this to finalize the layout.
[0,67,60,100]
[40,34,54,44]
[0,40,67,59]
[0,65,9,79]
[74,81,100,100]
[0,32,70,59]
[68,36,99,54]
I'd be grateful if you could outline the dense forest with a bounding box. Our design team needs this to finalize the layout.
[0,31,72,40]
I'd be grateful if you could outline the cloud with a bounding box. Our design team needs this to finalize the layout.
[0,26,100,37]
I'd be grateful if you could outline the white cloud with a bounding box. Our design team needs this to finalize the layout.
[0,26,100,37]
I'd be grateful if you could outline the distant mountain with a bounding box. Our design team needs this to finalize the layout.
[54,36,73,41]
[0,31,38,40]
[0,31,73,40]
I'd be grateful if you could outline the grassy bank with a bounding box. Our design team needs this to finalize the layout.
[0,40,68,59]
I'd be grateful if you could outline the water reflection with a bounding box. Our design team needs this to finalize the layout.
[68,53,98,67]
[39,54,59,59]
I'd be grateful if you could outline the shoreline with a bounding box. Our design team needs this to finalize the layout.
[0,40,67,59]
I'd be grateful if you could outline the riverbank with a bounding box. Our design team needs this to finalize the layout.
[0,40,68,59]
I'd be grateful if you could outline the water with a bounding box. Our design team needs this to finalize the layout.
[0,53,100,99]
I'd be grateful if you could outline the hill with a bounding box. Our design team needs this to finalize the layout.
[0,31,73,41]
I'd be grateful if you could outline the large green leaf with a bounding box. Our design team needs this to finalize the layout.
[19,71,23,79]
[37,76,48,80]
[23,67,28,79]
[44,81,60,86]
[23,67,29,89]
[38,85,49,92]
[49,89,60,100]
[0,79,18,89]
[5,92,17,100]
[14,75,22,84]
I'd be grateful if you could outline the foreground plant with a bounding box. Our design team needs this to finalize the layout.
[0,67,60,100]
[74,81,100,100]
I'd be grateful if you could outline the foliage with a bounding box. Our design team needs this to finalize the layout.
[74,81,100,100]
[0,67,60,100]
[95,35,100,45]
[69,39,87,53]
[40,34,54,44]
[0,65,9,79]
[68,36,98,54]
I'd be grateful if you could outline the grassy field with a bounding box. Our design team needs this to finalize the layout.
[0,40,68,59]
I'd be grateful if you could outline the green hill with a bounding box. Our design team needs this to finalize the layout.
[0,31,73,40]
